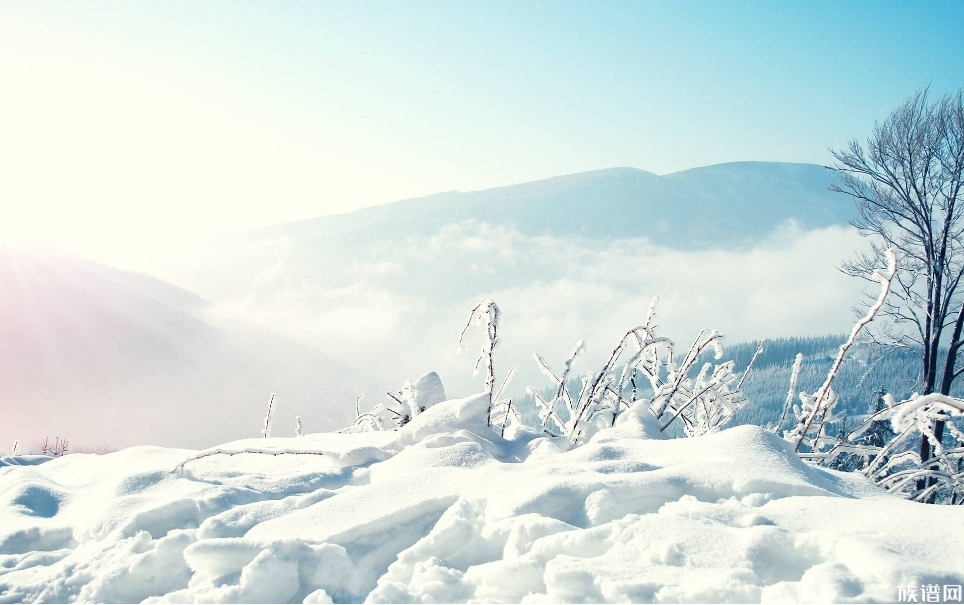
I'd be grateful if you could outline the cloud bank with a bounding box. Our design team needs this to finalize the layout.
[195,221,869,400]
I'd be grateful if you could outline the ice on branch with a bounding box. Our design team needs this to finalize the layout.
[819,393,964,503]
[41,437,68,457]
[458,300,501,394]
[528,296,749,444]
[649,328,749,437]
[528,340,585,436]
[344,372,447,433]
[458,300,516,431]
[788,248,897,456]
[772,353,802,434]
[262,393,277,439]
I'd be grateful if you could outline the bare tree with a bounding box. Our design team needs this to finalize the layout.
[832,88,964,493]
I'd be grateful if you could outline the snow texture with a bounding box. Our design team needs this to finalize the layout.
[1,391,961,603]
[409,372,447,413]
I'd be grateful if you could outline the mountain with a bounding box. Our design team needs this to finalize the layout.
[253,161,854,249]
[0,247,381,451]
[190,161,858,307]
[171,161,866,401]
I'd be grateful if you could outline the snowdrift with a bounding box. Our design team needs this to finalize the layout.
[1,393,961,603]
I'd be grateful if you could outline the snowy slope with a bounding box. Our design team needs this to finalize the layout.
[0,247,382,450]
[1,392,960,603]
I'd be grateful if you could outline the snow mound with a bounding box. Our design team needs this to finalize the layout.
[409,371,447,412]
[1,395,961,603]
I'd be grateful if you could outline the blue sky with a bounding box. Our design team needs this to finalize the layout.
[1,1,963,263]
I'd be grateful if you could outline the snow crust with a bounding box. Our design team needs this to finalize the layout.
[1,393,961,603]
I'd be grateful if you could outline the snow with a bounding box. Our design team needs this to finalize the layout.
[1,391,962,603]
[407,371,447,413]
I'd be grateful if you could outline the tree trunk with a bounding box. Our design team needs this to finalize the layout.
[922,300,964,501]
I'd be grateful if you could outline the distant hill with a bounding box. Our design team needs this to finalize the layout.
[722,336,924,428]
[0,247,381,450]
[195,161,858,305]
[174,161,865,399]
[254,161,854,249]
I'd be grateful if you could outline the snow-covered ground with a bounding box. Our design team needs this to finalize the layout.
[1,391,961,603]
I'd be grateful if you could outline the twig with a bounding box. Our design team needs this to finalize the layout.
[174,447,329,474]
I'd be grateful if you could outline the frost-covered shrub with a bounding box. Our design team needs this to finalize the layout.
[650,328,755,438]
[527,297,753,444]
[40,436,69,457]
[748,247,964,503]
[787,249,896,461]
[458,300,518,435]
[823,393,964,503]
[345,372,448,433]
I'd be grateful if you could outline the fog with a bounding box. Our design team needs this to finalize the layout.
[0,247,378,451]
[186,221,867,404]
[0,160,876,451]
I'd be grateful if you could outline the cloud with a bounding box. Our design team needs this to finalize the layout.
[194,221,871,401]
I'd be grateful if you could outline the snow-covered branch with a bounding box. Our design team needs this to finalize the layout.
[262,393,277,439]
[458,299,501,398]
[772,353,802,435]
[789,248,897,453]
[174,447,331,475]
[458,300,517,431]
[820,392,964,503]
[528,297,746,444]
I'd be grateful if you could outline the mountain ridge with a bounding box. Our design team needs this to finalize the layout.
[252,161,853,249]
[175,160,866,401]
